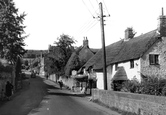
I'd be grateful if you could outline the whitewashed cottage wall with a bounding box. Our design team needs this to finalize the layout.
[107,59,141,85]
[96,72,104,89]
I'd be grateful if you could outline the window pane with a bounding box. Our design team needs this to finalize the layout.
[149,54,159,65]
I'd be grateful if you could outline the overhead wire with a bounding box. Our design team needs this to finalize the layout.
[75,0,100,37]
[102,0,110,16]
[84,20,99,34]
[82,0,95,18]
[76,18,98,36]
[95,0,99,4]
[89,0,98,16]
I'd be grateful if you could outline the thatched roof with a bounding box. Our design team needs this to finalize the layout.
[65,45,99,76]
[111,29,159,64]
[112,66,128,81]
[84,29,160,71]
[83,40,124,70]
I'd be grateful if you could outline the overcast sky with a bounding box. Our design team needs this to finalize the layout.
[14,0,166,50]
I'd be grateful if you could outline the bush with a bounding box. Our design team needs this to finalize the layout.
[111,80,124,91]
[161,85,166,96]
[122,79,140,93]
[112,76,166,96]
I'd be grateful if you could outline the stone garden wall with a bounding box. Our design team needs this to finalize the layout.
[92,89,166,115]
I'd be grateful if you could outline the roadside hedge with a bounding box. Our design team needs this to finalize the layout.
[111,76,166,96]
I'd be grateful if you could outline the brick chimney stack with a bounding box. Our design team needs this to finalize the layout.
[124,27,135,41]
[83,37,89,47]
[158,7,166,37]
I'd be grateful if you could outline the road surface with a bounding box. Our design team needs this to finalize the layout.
[0,75,120,115]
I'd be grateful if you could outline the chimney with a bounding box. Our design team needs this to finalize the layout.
[158,7,166,37]
[124,27,135,41]
[48,44,52,53]
[83,37,89,47]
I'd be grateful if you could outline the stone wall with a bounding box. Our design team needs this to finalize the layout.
[141,37,166,78]
[0,72,13,99]
[92,89,166,115]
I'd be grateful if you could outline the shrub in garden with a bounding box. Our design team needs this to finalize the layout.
[111,75,166,96]
[161,85,166,96]
[111,80,126,91]
[140,76,166,96]
[122,79,140,93]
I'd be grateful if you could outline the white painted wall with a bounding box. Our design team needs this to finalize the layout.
[110,59,141,82]
[96,72,104,89]
[107,65,113,90]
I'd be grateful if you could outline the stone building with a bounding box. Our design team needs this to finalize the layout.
[83,9,166,90]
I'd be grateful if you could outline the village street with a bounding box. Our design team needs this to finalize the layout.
[0,74,120,115]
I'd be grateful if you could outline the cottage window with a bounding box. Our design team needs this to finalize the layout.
[130,60,134,68]
[115,63,118,71]
[149,54,159,65]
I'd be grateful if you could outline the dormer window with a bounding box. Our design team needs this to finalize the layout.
[149,54,159,65]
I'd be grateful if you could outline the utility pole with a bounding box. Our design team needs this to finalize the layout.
[99,2,107,90]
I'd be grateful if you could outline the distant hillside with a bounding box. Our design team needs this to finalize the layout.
[23,50,48,58]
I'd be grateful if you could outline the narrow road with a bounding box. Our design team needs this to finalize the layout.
[0,75,120,115]
[0,76,48,115]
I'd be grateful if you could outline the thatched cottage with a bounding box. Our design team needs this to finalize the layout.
[83,9,166,90]
[65,37,99,77]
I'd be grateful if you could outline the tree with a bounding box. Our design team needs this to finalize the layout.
[53,34,76,75]
[0,0,27,64]
[15,56,22,89]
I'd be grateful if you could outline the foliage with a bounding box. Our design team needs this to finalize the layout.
[24,60,29,66]
[0,62,12,73]
[31,58,40,68]
[44,55,59,75]
[64,52,81,76]
[15,56,22,80]
[121,79,140,93]
[0,0,27,64]
[111,80,125,91]
[114,75,166,96]
[51,34,76,75]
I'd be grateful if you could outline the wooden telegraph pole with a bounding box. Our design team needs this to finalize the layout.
[99,2,107,90]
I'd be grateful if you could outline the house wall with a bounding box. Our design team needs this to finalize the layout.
[107,65,113,90]
[141,37,166,78]
[96,72,104,89]
[107,59,141,84]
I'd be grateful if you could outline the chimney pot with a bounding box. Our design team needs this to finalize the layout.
[158,8,166,37]
[124,27,135,41]
[83,37,89,47]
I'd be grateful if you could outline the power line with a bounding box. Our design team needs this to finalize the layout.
[76,10,99,35]
[83,20,99,34]
[76,17,95,33]
[82,0,95,18]
[102,0,110,16]
[89,0,98,16]
[77,19,98,36]
[95,0,99,4]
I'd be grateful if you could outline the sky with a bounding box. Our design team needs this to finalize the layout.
[14,0,166,50]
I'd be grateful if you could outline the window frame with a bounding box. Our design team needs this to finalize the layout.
[130,60,134,68]
[149,54,159,65]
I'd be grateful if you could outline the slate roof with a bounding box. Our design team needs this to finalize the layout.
[84,29,160,71]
